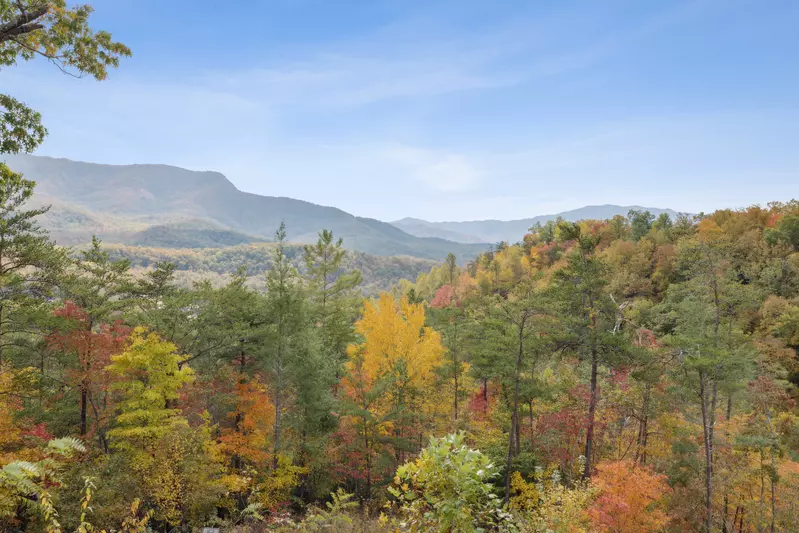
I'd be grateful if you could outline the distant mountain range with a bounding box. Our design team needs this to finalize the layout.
[3,154,489,261]
[3,154,681,263]
[391,205,682,244]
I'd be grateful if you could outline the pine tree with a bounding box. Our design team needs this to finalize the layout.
[0,164,66,366]
[550,222,629,480]
[471,277,550,501]
[662,237,756,533]
[303,229,362,377]
[262,222,330,471]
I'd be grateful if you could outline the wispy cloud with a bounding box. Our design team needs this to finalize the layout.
[380,144,482,192]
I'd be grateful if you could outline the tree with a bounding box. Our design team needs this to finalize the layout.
[430,284,469,425]
[550,223,628,479]
[588,460,669,533]
[765,214,799,251]
[662,238,755,533]
[64,236,133,325]
[1,0,130,154]
[262,222,323,469]
[472,277,550,501]
[106,328,194,454]
[303,229,362,377]
[0,166,66,366]
[429,254,469,425]
[47,301,130,446]
[342,292,444,496]
[628,210,655,242]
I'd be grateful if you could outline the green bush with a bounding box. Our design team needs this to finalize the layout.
[389,432,515,533]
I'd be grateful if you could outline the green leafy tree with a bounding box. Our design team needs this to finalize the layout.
[628,209,655,242]
[429,254,468,425]
[471,273,550,500]
[262,222,330,472]
[765,214,799,251]
[63,236,133,325]
[1,0,130,154]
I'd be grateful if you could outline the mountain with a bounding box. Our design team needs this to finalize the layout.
[3,154,489,261]
[390,218,485,243]
[392,205,682,244]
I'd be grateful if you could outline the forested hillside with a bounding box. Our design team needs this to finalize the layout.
[103,242,438,295]
[3,154,798,532]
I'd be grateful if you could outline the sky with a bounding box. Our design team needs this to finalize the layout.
[4,0,799,222]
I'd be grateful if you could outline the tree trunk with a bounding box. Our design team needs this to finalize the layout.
[583,349,599,479]
[504,323,525,504]
[723,394,733,533]
[364,426,372,501]
[529,401,535,452]
[770,447,776,533]
[80,381,88,436]
[700,372,714,533]
[453,325,459,422]
[273,367,282,470]
[635,384,651,466]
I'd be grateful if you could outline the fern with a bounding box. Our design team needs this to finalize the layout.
[48,436,88,456]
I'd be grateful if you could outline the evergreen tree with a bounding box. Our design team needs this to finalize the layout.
[471,277,550,502]
[661,238,756,533]
[550,222,629,480]
[303,229,362,378]
[0,164,66,367]
[262,222,332,472]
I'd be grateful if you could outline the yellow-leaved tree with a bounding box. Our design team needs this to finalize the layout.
[107,328,194,453]
[342,293,445,498]
[106,328,224,527]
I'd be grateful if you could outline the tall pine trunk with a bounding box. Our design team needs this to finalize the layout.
[583,348,598,479]
[699,372,715,533]
[505,324,524,503]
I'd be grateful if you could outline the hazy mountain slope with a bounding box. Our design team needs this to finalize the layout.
[393,205,681,244]
[391,218,484,243]
[3,154,489,260]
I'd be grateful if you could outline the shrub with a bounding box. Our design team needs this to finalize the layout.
[389,432,515,533]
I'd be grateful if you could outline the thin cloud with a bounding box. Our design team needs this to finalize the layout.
[381,144,482,192]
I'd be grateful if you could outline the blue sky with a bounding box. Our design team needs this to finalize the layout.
[5,0,799,221]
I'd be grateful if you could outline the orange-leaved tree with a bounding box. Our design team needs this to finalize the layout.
[588,460,669,533]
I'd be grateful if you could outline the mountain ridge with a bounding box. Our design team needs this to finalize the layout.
[391,204,682,244]
[3,154,489,261]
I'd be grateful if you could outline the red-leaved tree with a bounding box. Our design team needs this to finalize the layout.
[48,301,130,448]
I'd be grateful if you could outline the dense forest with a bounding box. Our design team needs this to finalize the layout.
[2,155,799,532]
[101,243,438,296]
[2,2,799,533]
